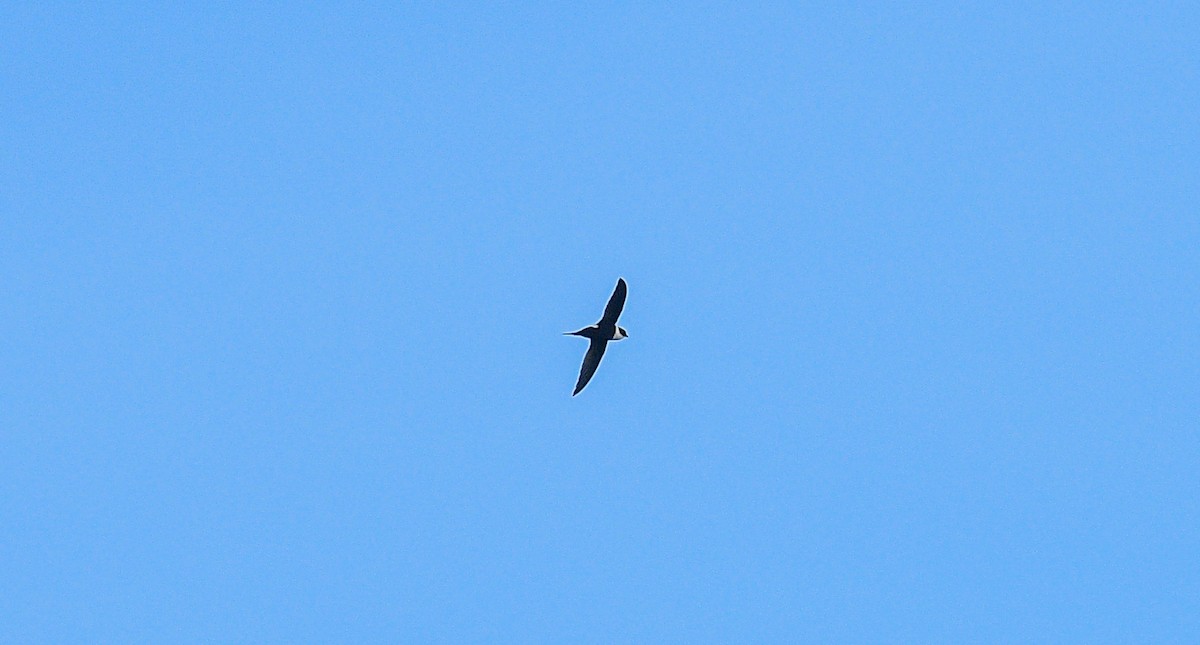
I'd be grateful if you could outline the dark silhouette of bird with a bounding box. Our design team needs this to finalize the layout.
[564,278,629,396]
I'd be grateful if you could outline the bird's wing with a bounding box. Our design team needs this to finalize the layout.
[573,339,608,396]
[601,278,627,324]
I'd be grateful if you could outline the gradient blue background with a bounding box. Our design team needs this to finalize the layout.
[3,4,1197,642]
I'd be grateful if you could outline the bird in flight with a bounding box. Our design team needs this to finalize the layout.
[564,277,629,396]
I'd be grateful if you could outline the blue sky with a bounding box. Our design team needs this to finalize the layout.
[2,3,1197,642]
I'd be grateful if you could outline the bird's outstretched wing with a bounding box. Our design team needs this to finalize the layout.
[601,278,627,324]
[573,339,608,396]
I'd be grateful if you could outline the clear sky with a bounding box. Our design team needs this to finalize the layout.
[2,3,1197,643]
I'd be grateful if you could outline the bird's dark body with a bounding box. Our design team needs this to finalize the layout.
[565,278,629,396]
[568,321,616,341]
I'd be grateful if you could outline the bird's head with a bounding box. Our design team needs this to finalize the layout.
[615,326,629,340]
